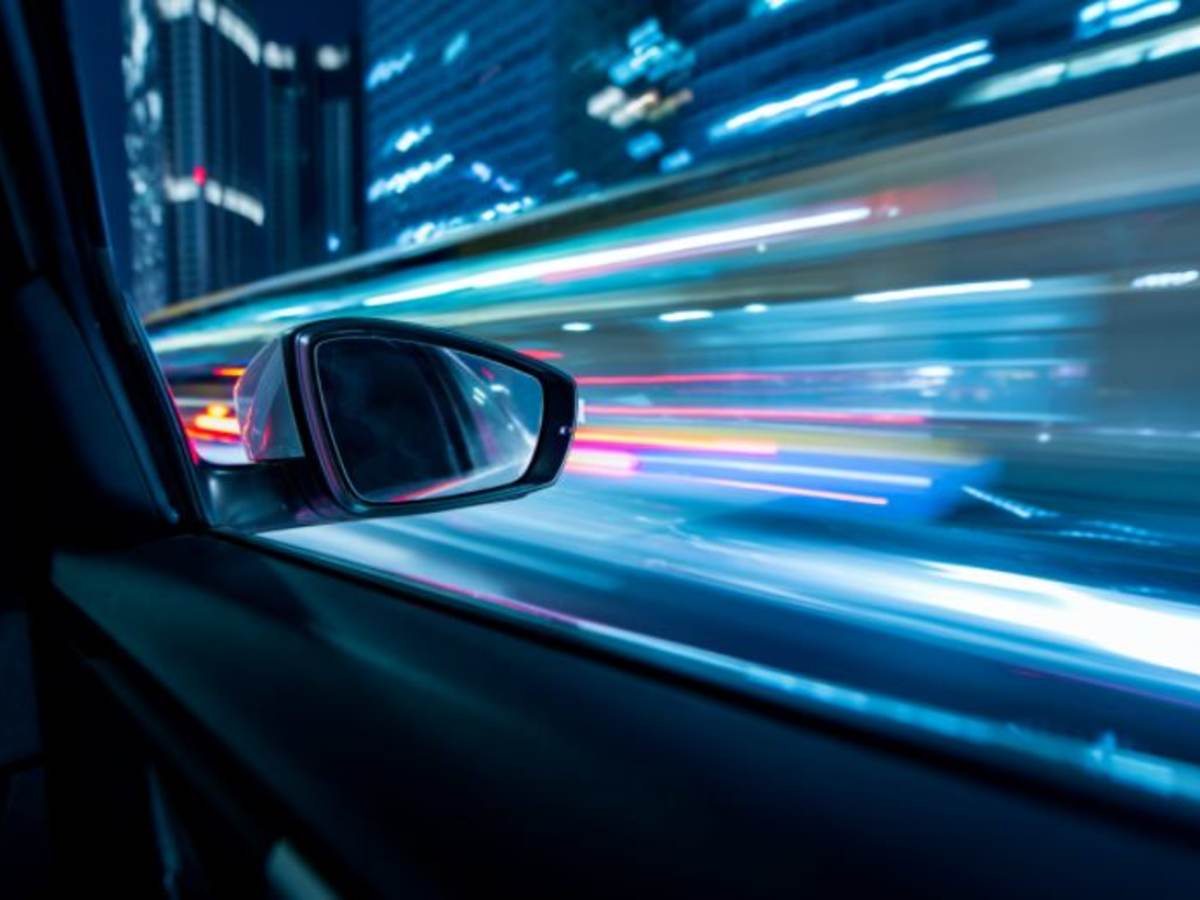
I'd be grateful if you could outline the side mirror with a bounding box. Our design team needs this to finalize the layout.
[201,319,576,530]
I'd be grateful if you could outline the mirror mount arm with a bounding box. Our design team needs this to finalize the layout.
[200,461,321,532]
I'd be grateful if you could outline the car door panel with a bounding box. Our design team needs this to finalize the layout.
[48,534,1200,897]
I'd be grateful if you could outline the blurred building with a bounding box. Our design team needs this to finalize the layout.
[361,0,662,249]
[361,0,1200,251]
[121,0,167,316]
[123,0,268,309]
[123,0,366,310]
[264,40,363,274]
[580,0,1200,174]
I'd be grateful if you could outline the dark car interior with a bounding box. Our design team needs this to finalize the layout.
[4,1,1200,897]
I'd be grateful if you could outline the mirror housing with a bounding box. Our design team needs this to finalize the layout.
[200,318,576,531]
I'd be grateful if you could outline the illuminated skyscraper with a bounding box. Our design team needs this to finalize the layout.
[361,0,659,249]
[122,0,168,316]
[123,0,268,308]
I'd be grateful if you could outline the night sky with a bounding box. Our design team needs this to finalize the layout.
[64,0,360,296]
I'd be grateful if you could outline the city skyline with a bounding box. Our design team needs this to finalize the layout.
[101,0,1200,312]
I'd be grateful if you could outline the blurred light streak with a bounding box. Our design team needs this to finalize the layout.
[853,278,1033,303]
[714,78,861,137]
[1113,0,1182,30]
[752,0,804,14]
[392,122,432,154]
[517,348,564,360]
[1150,21,1200,57]
[256,304,325,322]
[1079,0,1183,34]
[658,309,713,322]
[184,425,240,445]
[565,448,640,476]
[928,562,1200,677]
[1131,269,1198,288]
[1055,529,1167,548]
[367,153,455,203]
[963,21,1200,105]
[915,365,954,378]
[962,485,1055,520]
[561,321,593,332]
[659,148,693,173]
[188,404,243,442]
[213,365,246,378]
[362,206,871,307]
[366,51,414,90]
[573,430,779,456]
[392,475,474,502]
[584,404,927,425]
[191,413,241,437]
[576,372,780,386]
[884,40,990,80]
[565,462,639,479]
[668,474,890,506]
[645,455,933,488]
[714,40,993,140]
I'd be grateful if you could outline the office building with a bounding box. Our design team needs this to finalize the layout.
[264,40,363,273]
[361,0,659,249]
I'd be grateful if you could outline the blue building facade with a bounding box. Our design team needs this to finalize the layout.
[362,0,1200,251]
[361,0,657,249]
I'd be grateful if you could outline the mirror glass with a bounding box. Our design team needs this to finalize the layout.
[314,336,543,503]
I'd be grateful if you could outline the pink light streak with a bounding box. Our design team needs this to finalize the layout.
[576,372,781,386]
[518,349,564,360]
[391,475,475,502]
[573,430,779,456]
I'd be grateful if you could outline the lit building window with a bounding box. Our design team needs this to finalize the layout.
[317,44,352,71]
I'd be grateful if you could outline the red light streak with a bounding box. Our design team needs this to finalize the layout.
[213,366,246,378]
[517,349,564,360]
[584,405,926,425]
[192,165,207,185]
[184,426,241,444]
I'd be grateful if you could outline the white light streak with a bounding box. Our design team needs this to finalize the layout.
[884,40,990,80]
[659,309,713,323]
[364,206,870,307]
[1131,269,1198,289]
[854,279,1033,303]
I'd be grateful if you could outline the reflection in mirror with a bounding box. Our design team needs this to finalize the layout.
[315,336,543,503]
